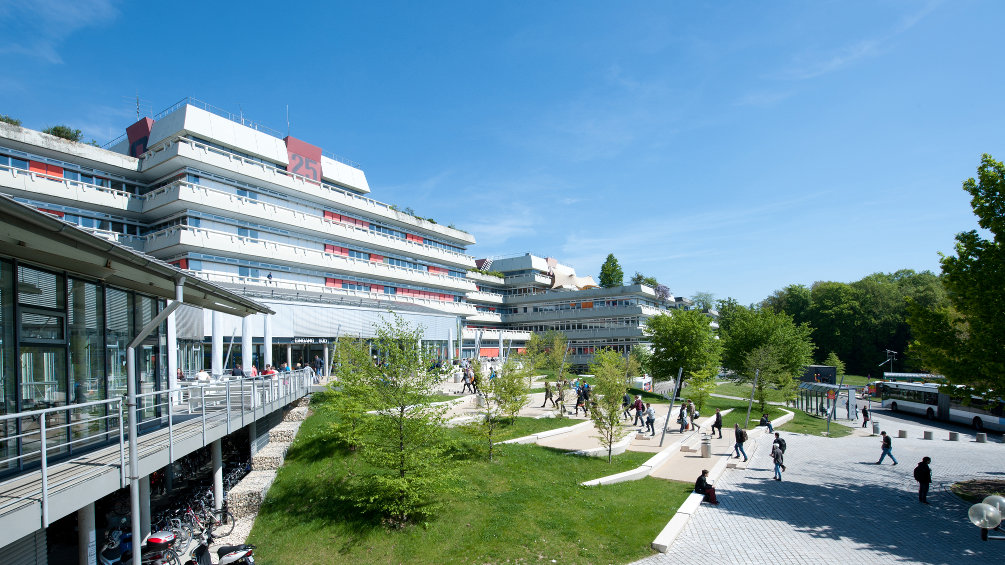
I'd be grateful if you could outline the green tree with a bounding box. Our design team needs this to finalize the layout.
[761,284,811,327]
[721,305,814,408]
[628,344,651,378]
[823,351,846,379]
[687,367,718,412]
[42,125,83,142]
[909,154,1005,396]
[588,348,628,463]
[598,254,624,288]
[474,359,530,460]
[0,114,21,126]
[743,345,784,412]
[333,314,452,522]
[325,338,372,450]
[630,272,658,287]
[525,330,568,375]
[644,310,722,390]
[691,291,716,311]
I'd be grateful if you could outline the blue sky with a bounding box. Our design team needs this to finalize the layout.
[2,0,1003,305]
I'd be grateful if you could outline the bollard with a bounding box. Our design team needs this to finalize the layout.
[976,432,987,443]
[700,436,712,458]
[949,432,959,441]
[923,431,933,440]
[898,430,907,438]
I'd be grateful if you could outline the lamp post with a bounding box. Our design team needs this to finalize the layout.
[969,495,1005,541]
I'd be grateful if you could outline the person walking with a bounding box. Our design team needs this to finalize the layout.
[861,405,870,428]
[581,384,591,416]
[541,381,554,408]
[914,456,932,504]
[771,442,784,481]
[694,469,719,504]
[575,386,587,416]
[686,400,696,431]
[632,395,645,427]
[772,432,787,471]
[556,380,567,415]
[622,392,632,420]
[678,403,688,433]
[876,431,898,465]
[644,402,656,436]
[711,408,723,439]
[733,423,748,462]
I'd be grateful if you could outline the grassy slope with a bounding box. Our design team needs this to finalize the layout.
[250,402,692,564]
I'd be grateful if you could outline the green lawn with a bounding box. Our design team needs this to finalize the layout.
[713,382,786,403]
[778,410,853,438]
[250,399,692,564]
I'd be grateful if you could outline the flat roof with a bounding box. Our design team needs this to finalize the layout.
[798,382,860,392]
[0,194,272,317]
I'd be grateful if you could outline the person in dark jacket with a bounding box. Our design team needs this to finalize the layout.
[541,381,555,408]
[914,456,932,504]
[876,431,897,465]
[861,405,870,428]
[733,423,748,461]
[694,469,719,504]
[711,408,723,438]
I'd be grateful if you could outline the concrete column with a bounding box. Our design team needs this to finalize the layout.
[241,315,253,373]
[212,311,224,377]
[167,311,178,390]
[264,314,273,368]
[78,502,96,565]
[447,328,454,362]
[498,332,504,362]
[212,439,223,511]
[286,345,293,369]
[323,345,330,378]
[139,475,151,539]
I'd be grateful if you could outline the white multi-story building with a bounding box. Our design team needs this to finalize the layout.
[0,99,483,377]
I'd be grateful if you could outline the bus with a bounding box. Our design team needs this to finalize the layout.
[877,381,1005,432]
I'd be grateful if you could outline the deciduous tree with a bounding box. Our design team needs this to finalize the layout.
[588,348,628,463]
[644,310,722,388]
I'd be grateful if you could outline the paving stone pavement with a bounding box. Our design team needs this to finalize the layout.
[634,408,1005,565]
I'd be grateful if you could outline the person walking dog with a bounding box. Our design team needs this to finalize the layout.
[876,431,898,465]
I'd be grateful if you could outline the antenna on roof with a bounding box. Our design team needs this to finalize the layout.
[239,104,244,125]
[135,92,140,120]
[286,104,290,136]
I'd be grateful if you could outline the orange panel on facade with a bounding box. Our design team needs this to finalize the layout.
[479,348,500,357]
[582,302,593,308]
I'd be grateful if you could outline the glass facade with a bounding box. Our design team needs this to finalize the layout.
[0,258,168,475]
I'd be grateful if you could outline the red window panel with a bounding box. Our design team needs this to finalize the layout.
[370,285,383,293]
[325,277,341,287]
[370,254,383,262]
[479,348,500,357]
[37,208,64,218]
[323,211,340,221]
[29,161,47,175]
[169,259,189,270]
[405,233,423,243]
[324,244,336,254]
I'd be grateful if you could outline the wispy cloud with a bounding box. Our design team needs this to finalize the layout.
[0,0,119,64]
[776,0,940,81]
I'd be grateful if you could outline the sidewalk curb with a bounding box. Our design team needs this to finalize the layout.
[499,420,594,444]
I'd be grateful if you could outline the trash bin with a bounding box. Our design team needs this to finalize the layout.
[872,420,880,435]
[700,435,712,458]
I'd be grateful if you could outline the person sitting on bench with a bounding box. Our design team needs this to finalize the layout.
[695,469,719,505]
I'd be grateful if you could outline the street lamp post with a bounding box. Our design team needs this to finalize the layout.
[969,495,1005,541]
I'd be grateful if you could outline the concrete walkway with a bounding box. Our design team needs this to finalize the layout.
[633,409,1005,564]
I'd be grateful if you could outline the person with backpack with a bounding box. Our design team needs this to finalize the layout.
[914,456,932,504]
[733,423,748,462]
[772,432,786,471]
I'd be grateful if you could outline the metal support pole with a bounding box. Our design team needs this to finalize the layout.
[241,315,253,374]
[744,369,759,429]
[40,416,48,527]
[201,385,207,445]
[264,314,273,368]
[212,311,223,378]
[226,380,232,434]
[658,368,684,447]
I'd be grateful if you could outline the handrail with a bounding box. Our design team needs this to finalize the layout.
[0,370,311,531]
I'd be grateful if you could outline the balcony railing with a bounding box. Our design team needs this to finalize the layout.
[0,371,311,530]
[145,179,473,264]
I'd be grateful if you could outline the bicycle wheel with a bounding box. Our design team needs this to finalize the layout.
[212,510,235,537]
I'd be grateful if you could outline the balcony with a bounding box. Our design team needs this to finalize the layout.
[142,225,477,293]
[462,328,531,341]
[142,181,475,268]
[502,304,649,324]
[465,290,504,304]
[0,164,141,216]
[196,271,478,317]
[465,271,505,285]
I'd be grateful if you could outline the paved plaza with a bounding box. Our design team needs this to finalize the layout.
[634,407,1005,565]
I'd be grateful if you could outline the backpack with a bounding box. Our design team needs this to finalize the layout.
[741,429,748,442]
[775,438,786,453]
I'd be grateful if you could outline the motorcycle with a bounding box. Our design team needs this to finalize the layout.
[100,521,181,565]
[184,527,255,565]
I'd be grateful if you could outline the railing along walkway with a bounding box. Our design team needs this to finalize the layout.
[0,371,311,547]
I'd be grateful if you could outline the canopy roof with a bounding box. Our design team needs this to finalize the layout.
[0,194,271,317]
[798,382,860,393]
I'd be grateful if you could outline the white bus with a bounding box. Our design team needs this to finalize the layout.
[877,381,1005,432]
